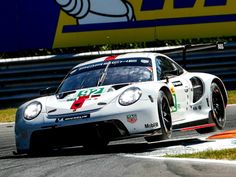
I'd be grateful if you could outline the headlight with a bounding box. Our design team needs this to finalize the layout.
[119,87,142,106]
[24,101,42,120]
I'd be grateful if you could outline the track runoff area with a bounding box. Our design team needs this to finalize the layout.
[0,105,236,177]
[122,104,236,158]
[0,105,235,159]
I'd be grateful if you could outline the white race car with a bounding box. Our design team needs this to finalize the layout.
[15,53,227,154]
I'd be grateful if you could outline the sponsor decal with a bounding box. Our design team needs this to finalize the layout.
[145,122,159,128]
[77,88,105,97]
[127,114,138,124]
[5,1,234,52]
[55,114,90,122]
[172,81,183,87]
[53,0,236,49]
[63,114,90,121]
[78,59,142,72]
[170,85,176,94]
[169,85,178,112]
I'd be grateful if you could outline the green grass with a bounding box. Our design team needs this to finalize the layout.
[228,90,236,104]
[0,108,17,123]
[165,148,236,160]
[0,90,235,123]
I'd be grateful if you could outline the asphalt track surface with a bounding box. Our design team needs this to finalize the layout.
[0,106,236,177]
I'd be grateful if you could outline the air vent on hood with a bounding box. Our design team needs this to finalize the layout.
[112,83,129,90]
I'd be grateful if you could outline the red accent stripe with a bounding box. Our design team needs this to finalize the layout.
[70,96,89,110]
[180,123,216,132]
[70,95,101,111]
[104,55,118,61]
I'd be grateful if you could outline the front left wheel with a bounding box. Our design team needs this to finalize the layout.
[196,82,226,134]
[145,91,172,142]
[211,83,226,129]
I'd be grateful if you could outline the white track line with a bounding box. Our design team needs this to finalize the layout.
[0,122,15,126]
[123,154,236,165]
[227,104,236,107]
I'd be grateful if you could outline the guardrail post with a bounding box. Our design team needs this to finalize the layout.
[182,44,191,69]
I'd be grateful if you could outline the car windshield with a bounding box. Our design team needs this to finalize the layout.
[58,58,153,93]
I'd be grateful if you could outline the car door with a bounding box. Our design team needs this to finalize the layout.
[155,56,191,122]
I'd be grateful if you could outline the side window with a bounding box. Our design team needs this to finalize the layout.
[169,58,184,75]
[155,56,184,80]
[156,56,175,79]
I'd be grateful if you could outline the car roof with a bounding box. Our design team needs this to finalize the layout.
[73,52,161,69]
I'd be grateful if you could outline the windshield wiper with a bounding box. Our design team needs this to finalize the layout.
[97,62,111,86]
[56,90,76,99]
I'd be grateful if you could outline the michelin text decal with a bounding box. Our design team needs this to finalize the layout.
[2,1,235,52]
[53,0,236,49]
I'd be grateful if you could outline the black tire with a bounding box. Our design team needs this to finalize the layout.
[211,83,226,129]
[145,91,172,142]
[196,83,226,134]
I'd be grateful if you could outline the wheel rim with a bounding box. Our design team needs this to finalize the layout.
[161,97,172,134]
[212,88,225,127]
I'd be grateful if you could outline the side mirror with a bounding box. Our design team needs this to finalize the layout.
[164,69,178,76]
[40,87,57,96]
[160,69,179,81]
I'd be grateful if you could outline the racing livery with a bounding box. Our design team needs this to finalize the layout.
[15,53,227,154]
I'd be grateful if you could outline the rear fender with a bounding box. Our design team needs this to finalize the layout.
[212,78,228,107]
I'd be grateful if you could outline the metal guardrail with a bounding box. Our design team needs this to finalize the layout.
[0,44,236,108]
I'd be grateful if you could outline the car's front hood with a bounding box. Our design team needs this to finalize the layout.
[45,85,121,116]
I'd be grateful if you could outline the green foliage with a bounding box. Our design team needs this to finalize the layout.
[0,37,235,59]
[165,148,236,160]
[228,90,236,104]
[0,108,17,122]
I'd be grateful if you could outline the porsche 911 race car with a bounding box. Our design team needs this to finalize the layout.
[15,53,227,154]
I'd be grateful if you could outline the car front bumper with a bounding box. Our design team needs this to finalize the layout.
[15,99,160,153]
